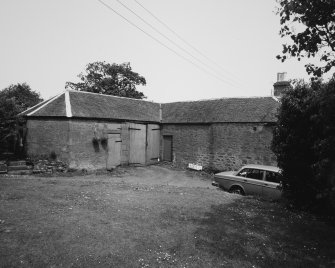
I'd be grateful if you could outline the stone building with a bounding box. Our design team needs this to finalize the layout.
[161,97,279,171]
[21,90,161,170]
[21,89,280,171]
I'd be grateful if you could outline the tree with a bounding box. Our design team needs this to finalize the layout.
[272,78,335,211]
[66,62,146,99]
[0,83,42,156]
[276,0,335,78]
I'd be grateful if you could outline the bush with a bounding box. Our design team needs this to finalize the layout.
[272,78,335,213]
[0,83,42,157]
[92,137,100,152]
[49,151,57,160]
[100,137,108,150]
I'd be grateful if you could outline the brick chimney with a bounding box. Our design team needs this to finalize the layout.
[273,72,291,98]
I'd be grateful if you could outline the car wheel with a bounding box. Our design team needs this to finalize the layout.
[229,186,245,196]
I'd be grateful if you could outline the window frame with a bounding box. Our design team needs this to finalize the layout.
[264,170,283,184]
[237,168,265,181]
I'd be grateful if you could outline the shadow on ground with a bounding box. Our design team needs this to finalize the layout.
[192,197,335,267]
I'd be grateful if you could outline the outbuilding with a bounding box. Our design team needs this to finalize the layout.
[21,90,280,171]
[161,97,279,171]
[21,90,161,169]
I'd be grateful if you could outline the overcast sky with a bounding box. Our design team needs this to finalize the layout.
[0,0,327,102]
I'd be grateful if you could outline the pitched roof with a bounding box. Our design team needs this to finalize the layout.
[21,91,279,123]
[21,90,161,123]
[161,97,279,123]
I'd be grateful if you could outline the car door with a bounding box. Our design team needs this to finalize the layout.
[262,171,282,200]
[236,168,265,196]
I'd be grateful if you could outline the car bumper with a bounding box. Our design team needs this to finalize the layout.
[211,181,219,187]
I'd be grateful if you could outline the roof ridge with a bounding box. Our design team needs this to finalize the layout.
[161,96,274,104]
[271,95,280,102]
[67,89,158,104]
[65,90,72,117]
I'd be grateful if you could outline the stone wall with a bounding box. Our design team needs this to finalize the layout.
[161,123,277,171]
[161,124,211,167]
[26,119,126,170]
[26,119,70,162]
[26,118,277,171]
[26,118,158,170]
[211,123,277,170]
[68,119,122,169]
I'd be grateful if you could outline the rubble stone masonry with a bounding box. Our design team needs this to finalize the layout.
[26,119,277,171]
[68,120,121,169]
[26,119,70,162]
[161,123,277,171]
[26,118,124,170]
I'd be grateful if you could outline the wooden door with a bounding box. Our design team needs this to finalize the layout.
[106,133,121,170]
[129,123,146,165]
[146,124,160,164]
[163,135,172,162]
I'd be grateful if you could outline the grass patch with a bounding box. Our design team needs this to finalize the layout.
[0,166,334,267]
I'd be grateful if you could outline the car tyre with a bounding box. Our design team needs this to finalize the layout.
[229,186,245,196]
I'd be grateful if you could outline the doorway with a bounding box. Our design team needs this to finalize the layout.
[163,135,173,162]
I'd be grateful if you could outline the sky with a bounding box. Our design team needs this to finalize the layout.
[0,0,329,103]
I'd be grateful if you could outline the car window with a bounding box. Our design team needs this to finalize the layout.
[265,171,282,183]
[237,168,263,180]
[246,169,263,180]
[237,168,248,177]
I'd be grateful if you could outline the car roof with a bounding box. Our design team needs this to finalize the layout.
[241,164,280,172]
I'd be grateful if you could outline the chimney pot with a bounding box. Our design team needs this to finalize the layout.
[273,72,291,98]
[277,72,287,82]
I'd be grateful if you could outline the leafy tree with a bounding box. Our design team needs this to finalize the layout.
[272,78,335,211]
[0,83,42,156]
[66,62,146,99]
[276,0,335,78]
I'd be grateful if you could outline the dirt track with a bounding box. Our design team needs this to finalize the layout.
[106,165,216,188]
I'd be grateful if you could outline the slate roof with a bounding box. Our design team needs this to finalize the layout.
[21,90,161,123]
[21,90,279,123]
[161,97,279,123]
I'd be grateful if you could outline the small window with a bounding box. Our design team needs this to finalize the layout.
[265,171,282,183]
[237,168,263,180]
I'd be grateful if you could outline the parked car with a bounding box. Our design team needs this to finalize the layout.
[212,164,283,200]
